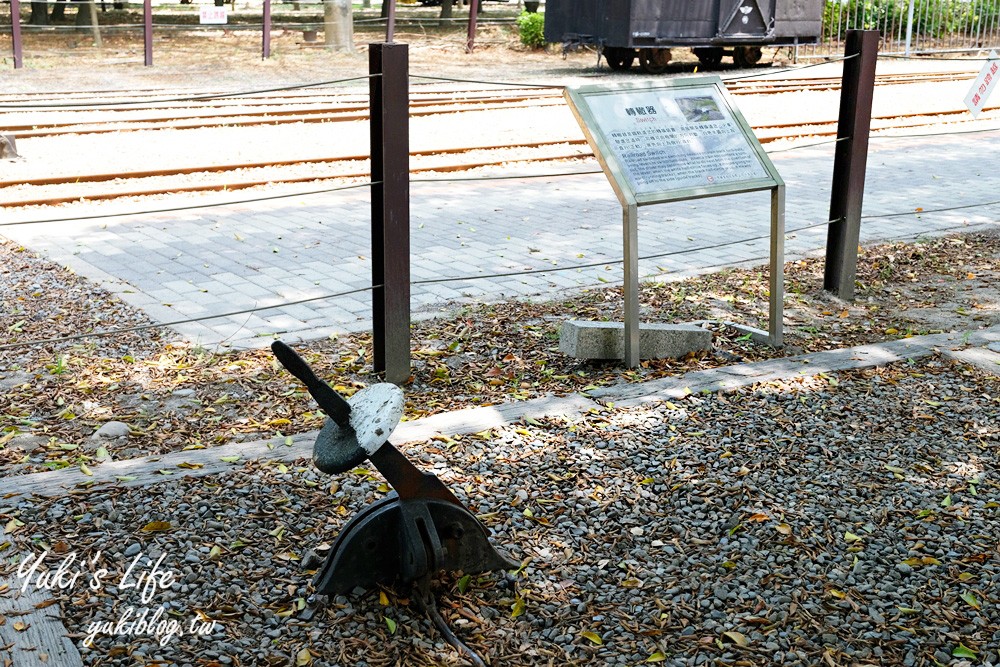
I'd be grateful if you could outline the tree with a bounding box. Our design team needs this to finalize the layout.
[28,1,49,25]
[324,0,354,52]
[51,0,68,21]
[440,0,453,21]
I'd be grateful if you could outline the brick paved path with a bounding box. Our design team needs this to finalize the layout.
[5,130,998,347]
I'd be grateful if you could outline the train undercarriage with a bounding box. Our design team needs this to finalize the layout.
[602,44,765,73]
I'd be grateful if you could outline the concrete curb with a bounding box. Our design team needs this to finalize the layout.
[4,325,998,502]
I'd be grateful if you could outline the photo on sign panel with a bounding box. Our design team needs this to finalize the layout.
[676,96,725,122]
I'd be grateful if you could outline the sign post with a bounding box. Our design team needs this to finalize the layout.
[565,77,784,367]
[11,0,23,70]
[143,0,152,66]
[824,30,878,301]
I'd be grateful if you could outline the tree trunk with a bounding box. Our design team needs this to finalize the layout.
[87,0,102,46]
[75,0,92,25]
[323,0,354,52]
[380,0,389,18]
[51,0,68,21]
[439,0,452,21]
[28,1,49,25]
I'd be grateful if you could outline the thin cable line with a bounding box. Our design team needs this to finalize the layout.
[720,53,856,82]
[0,75,376,110]
[409,75,560,89]
[412,219,839,287]
[869,125,1000,139]
[877,53,999,62]
[411,168,604,184]
[766,136,846,153]
[0,180,378,228]
[4,203,998,352]
[0,285,380,351]
[860,198,1000,220]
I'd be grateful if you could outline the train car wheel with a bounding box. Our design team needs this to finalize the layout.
[604,47,635,71]
[733,46,763,68]
[693,47,724,67]
[638,48,671,75]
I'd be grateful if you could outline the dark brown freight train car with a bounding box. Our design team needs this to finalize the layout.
[543,0,823,72]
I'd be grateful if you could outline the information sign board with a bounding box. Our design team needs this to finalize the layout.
[563,76,784,366]
[564,77,781,207]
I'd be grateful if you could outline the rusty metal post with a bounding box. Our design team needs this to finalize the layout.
[262,0,271,58]
[824,29,878,301]
[143,0,152,66]
[465,0,478,53]
[385,0,395,42]
[369,43,410,385]
[11,0,23,69]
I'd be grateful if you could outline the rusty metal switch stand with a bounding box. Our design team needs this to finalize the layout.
[271,341,517,597]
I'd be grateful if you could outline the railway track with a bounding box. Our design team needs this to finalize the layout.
[2,70,996,210]
[0,69,981,139]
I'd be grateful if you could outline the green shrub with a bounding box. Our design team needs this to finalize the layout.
[516,11,545,49]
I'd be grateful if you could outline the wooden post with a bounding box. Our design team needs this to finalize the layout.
[262,0,271,58]
[465,0,478,53]
[11,0,23,69]
[824,29,878,301]
[369,43,411,385]
[143,0,152,66]
[385,0,395,42]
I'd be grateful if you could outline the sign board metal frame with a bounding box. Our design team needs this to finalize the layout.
[564,76,785,366]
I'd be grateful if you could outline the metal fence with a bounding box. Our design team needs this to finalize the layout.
[816,0,1000,56]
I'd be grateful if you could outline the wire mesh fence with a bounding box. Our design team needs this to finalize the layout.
[808,0,1000,56]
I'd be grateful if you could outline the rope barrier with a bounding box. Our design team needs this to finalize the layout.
[0,284,381,351]
[719,53,857,82]
[3,121,996,227]
[0,180,377,228]
[0,75,377,109]
[6,199,998,352]
[877,53,1000,62]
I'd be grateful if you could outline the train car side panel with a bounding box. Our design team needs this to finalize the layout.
[545,0,823,49]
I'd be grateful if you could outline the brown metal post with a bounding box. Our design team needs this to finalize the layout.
[262,0,271,59]
[823,29,878,300]
[143,0,152,66]
[465,0,478,53]
[369,43,410,385]
[385,0,395,43]
[11,0,23,69]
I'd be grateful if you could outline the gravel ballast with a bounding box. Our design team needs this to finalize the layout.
[2,353,998,666]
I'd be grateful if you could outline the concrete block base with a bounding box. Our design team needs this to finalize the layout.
[559,320,712,361]
[691,319,774,346]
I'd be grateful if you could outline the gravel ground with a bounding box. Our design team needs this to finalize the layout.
[3,230,999,481]
[2,353,998,666]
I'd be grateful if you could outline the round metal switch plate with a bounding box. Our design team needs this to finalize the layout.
[348,383,405,455]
